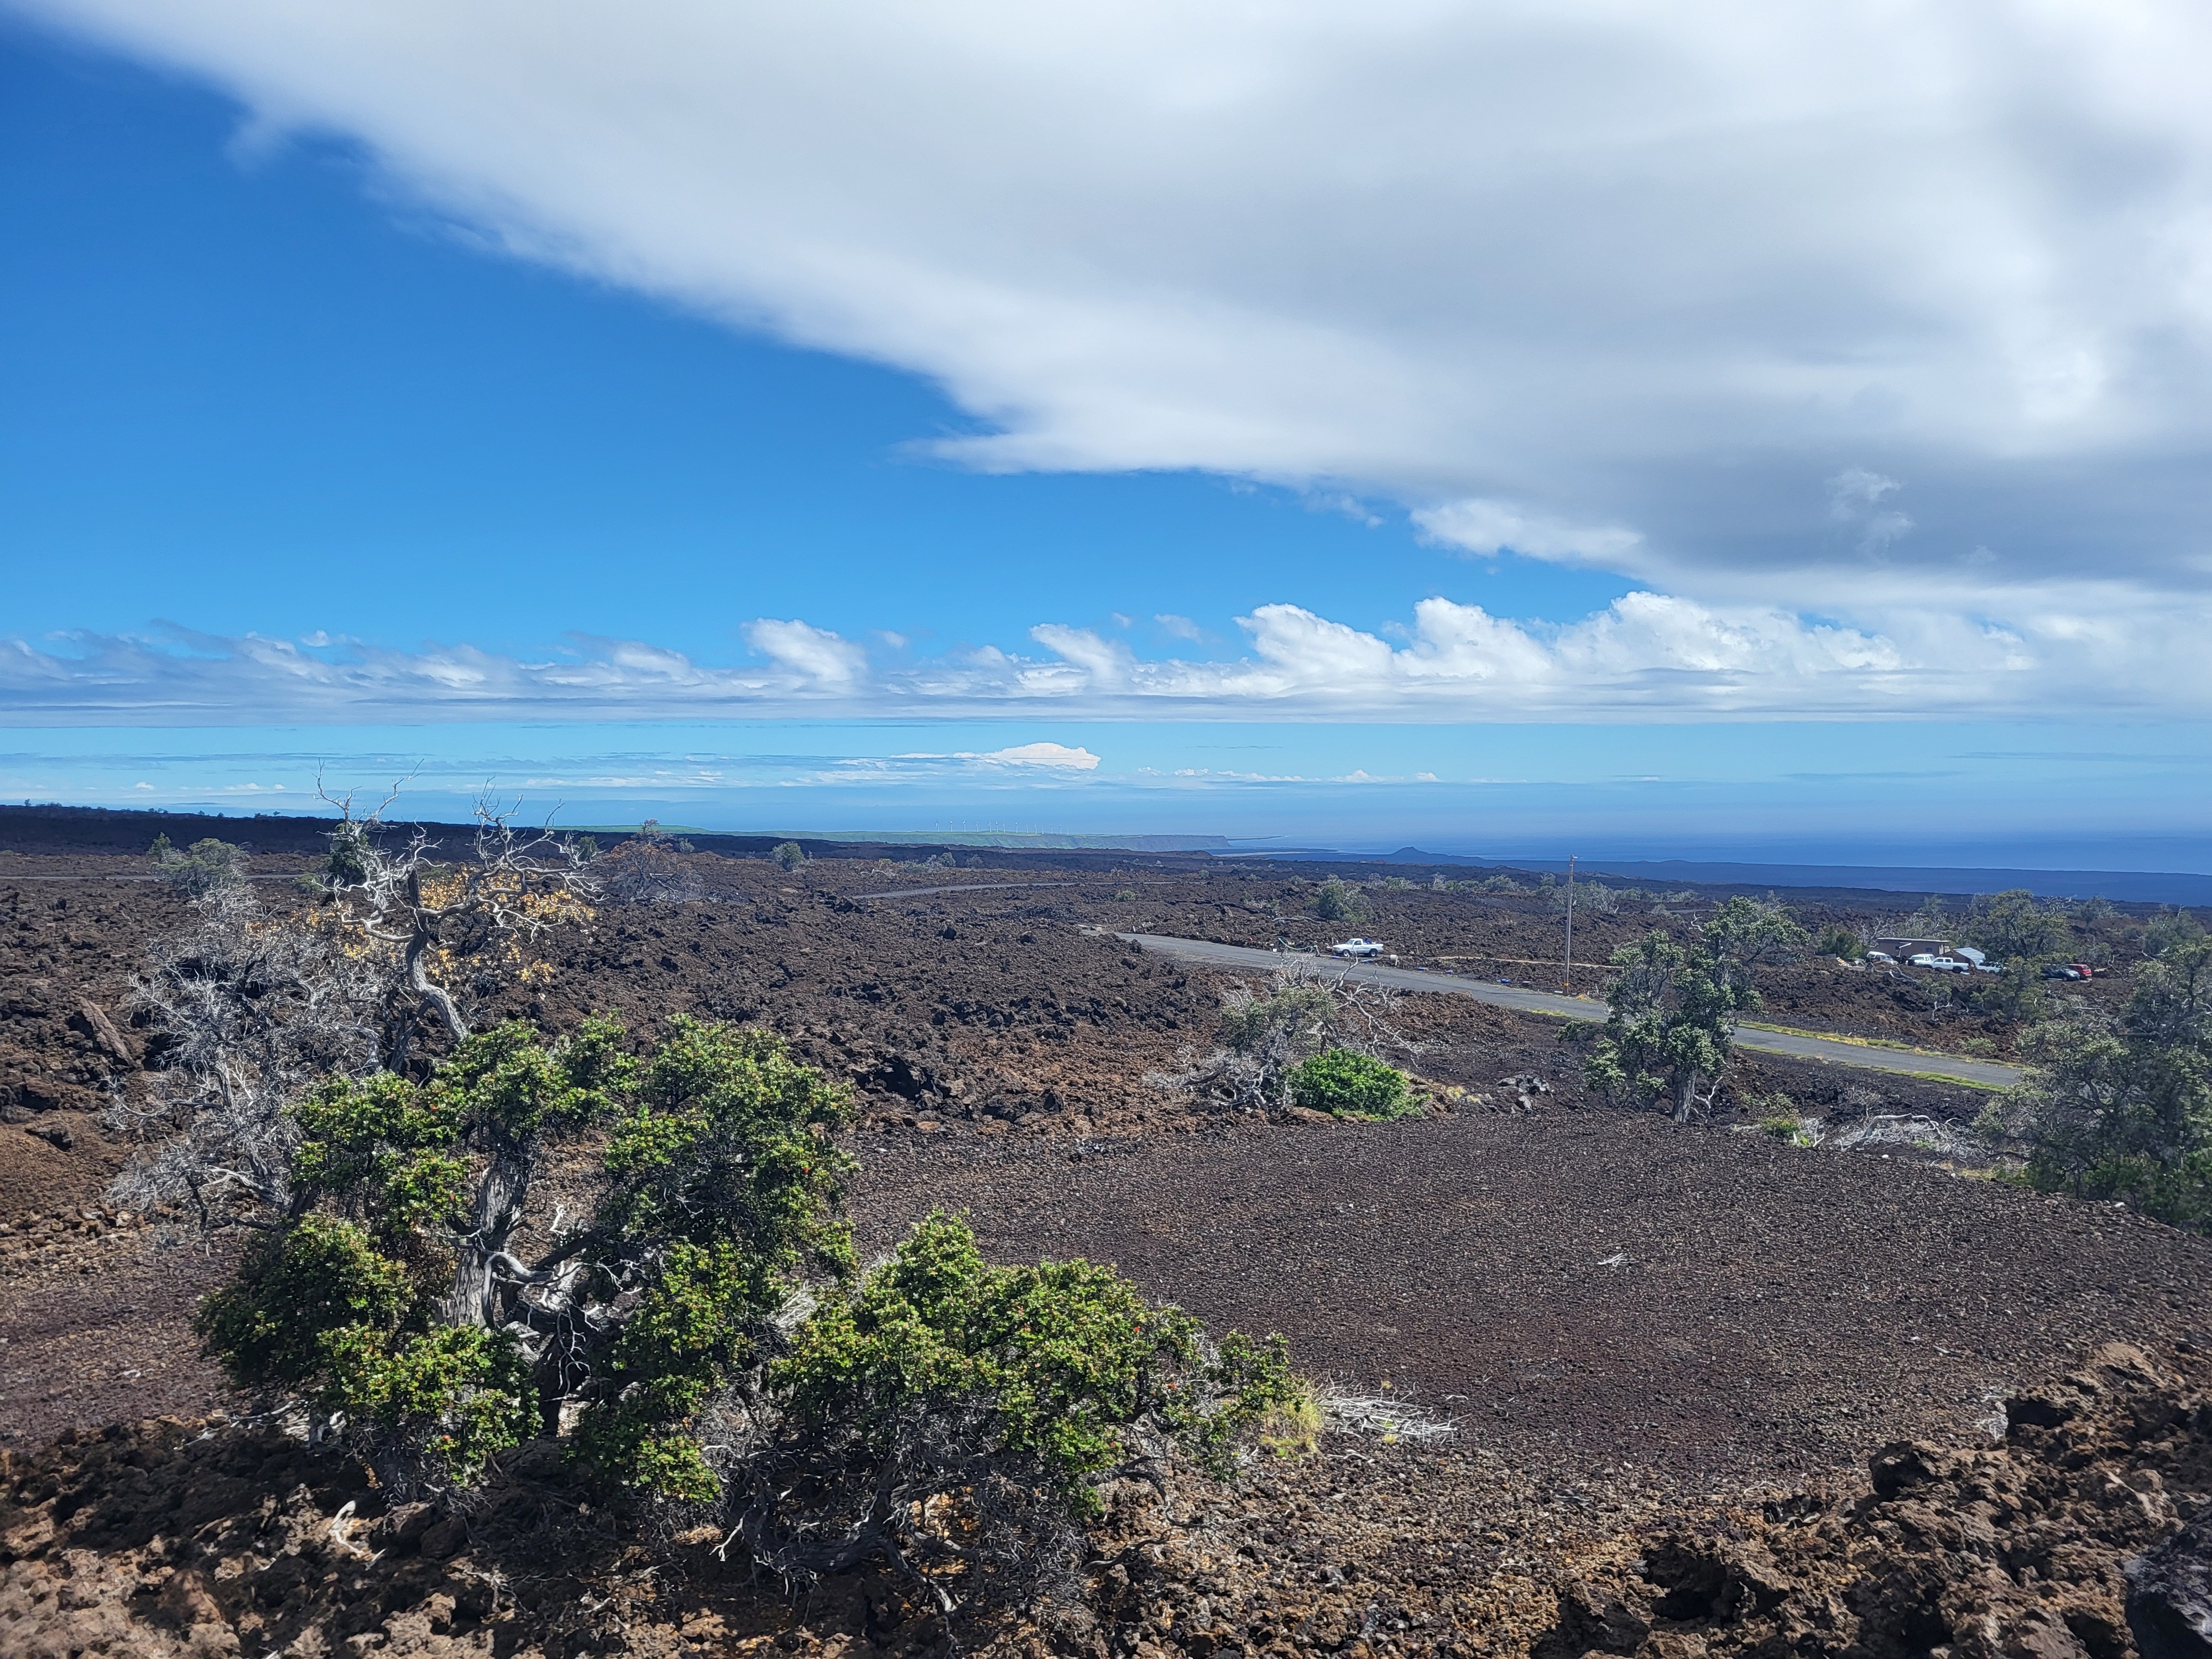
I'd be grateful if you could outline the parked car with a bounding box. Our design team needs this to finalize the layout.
[1910,953,1974,973]
[1953,946,2005,974]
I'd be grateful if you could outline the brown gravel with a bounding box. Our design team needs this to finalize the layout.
[3,837,2206,1658]
[854,1113,2210,1487]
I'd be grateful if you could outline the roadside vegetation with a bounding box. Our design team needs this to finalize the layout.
[1160,962,1416,1119]
[1582,896,1809,1121]
[1310,875,1371,925]
[1983,935,2212,1232]
[113,801,1307,1614]
[1289,1046,1415,1119]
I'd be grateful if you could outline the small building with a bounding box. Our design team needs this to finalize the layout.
[1875,936,1954,959]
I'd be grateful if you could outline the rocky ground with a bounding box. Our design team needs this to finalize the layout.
[2,834,2206,1657]
[3,1336,2204,1659]
[1540,1340,2212,1659]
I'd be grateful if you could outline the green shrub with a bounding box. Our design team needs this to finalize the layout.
[777,1212,1300,1514]
[1312,878,1371,925]
[1289,1048,1414,1119]
[1583,931,1745,1120]
[2142,910,2205,960]
[150,834,247,897]
[1815,924,1864,960]
[1759,1114,1804,1143]
[192,1015,854,1499]
[1990,938,2212,1233]
[185,1018,1308,1594]
[1960,889,2072,964]
[772,841,806,871]
[1218,979,1336,1055]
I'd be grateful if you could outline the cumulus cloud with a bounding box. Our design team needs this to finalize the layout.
[16,0,2212,622]
[743,618,868,687]
[982,742,1100,769]
[9,587,2208,722]
[1412,500,1643,564]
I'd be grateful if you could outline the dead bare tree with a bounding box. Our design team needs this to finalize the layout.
[108,784,598,1230]
[316,781,597,1066]
[109,880,380,1231]
[1154,962,1415,1115]
[592,837,707,905]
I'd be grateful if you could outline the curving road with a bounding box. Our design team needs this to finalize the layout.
[1119,932,2022,1089]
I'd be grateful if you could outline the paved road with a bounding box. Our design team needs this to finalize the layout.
[862,879,1089,901]
[1121,932,2023,1089]
[860,878,1185,901]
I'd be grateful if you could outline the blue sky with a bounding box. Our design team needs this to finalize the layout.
[5,28,1637,657]
[6,6,2212,870]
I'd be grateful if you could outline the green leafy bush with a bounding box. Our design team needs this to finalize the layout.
[1815,924,1864,960]
[1583,932,1745,1120]
[2141,910,2205,961]
[1988,938,2212,1232]
[1288,1048,1414,1119]
[1311,877,1371,925]
[1960,888,2073,964]
[149,834,248,897]
[194,1015,852,1498]
[1217,978,1336,1056]
[1584,898,1804,1121]
[772,841,806,870]
[776,1213,1300,1517]
[738,1209,1302,1600]
[186,1018,1306,1601]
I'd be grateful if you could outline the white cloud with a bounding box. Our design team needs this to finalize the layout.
[1154,613,1204,641]
[829,740,1102,781]
[10,584,2210,722]
[1026,624,1132,690]
[17,0,2212,625]
[743,618,867,687]
[1412,499,1643,565]
[982,742,1100,769]
[0,623,865,721]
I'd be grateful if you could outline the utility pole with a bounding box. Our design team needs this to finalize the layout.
[1563,853,1576,993]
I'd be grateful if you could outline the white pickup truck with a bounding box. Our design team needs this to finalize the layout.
[1909,952,1975,974]
[1329,937,1387,959]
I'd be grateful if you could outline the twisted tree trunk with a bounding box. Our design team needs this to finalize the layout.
[437,1138,537,1331]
